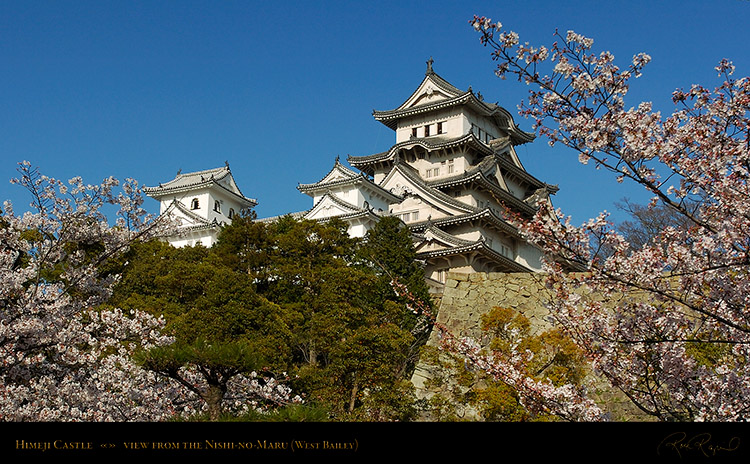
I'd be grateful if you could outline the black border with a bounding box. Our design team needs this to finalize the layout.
[3,421,748,461]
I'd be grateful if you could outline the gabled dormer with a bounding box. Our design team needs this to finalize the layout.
[395,58,466,110]
[298,156,401,214]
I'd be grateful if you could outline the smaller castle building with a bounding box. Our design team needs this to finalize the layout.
[144,164,256,247]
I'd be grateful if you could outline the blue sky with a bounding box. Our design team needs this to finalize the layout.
[1,0,748,226]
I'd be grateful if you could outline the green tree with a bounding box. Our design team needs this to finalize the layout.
[357,216,434,376]
[217,216,427,420]
[113,214,435,421]
[109,240,294,420]
[212,210,273,290]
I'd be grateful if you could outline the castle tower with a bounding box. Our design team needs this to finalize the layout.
[144,164,256,247]
[300,59,558,292]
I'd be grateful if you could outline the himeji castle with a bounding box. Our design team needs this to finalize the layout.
[297,59,559,291]
[148,60,558,292]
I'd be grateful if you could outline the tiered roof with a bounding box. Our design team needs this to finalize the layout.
[348,133,492,170]
[299,59,554,276]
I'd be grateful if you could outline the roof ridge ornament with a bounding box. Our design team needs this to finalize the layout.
[426,56,434,75]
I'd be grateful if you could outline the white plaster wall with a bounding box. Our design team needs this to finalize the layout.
[206,189,245,225]
[395,108,460,143]
[312,185,391,213]
[461,110,502,144]
[389,195,451,223]
[161,190,210,218]
[515,243,544,271]
[503,176,526,200]
[167,229,219,249]
[348,223,368,238]
[407,153,467,181]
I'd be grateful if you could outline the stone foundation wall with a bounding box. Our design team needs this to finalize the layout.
[411,271,650,421]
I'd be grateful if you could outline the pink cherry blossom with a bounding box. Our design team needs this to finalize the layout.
[1,163,298,421]
[467,16,750,421]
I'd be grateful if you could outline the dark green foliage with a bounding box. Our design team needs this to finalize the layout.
[358,216,432,306]
[135,339,263,380]
[112,215,433,421]
[110,239,293,419]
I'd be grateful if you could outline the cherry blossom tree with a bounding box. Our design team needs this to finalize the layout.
[459,17,750,421]
[0,162,181,420]
[0,163,297,421]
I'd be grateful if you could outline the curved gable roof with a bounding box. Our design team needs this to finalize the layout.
[145,165,257,207]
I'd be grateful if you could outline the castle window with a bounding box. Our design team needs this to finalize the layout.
[214,200,221,213]
[396,211,420,223]
[424,125,430,136]
[412,127,418,137]
[191,198,200,210]
[437,122,443,134]
[228,208,235,219]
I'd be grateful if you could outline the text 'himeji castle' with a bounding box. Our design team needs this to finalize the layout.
[146,59,559,293]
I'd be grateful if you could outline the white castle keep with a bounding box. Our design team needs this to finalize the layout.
[146,60,558,292]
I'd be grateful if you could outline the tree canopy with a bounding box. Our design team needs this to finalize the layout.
[109,214,433,420]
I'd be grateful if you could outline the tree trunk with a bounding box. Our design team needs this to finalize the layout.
[204,384,225,421]
[348,379,359,413]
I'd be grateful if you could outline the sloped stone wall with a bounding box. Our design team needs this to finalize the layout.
[411,271,650,421]
[431,272,555,340]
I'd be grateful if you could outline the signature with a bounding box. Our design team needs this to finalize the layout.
[657,432,740,459]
